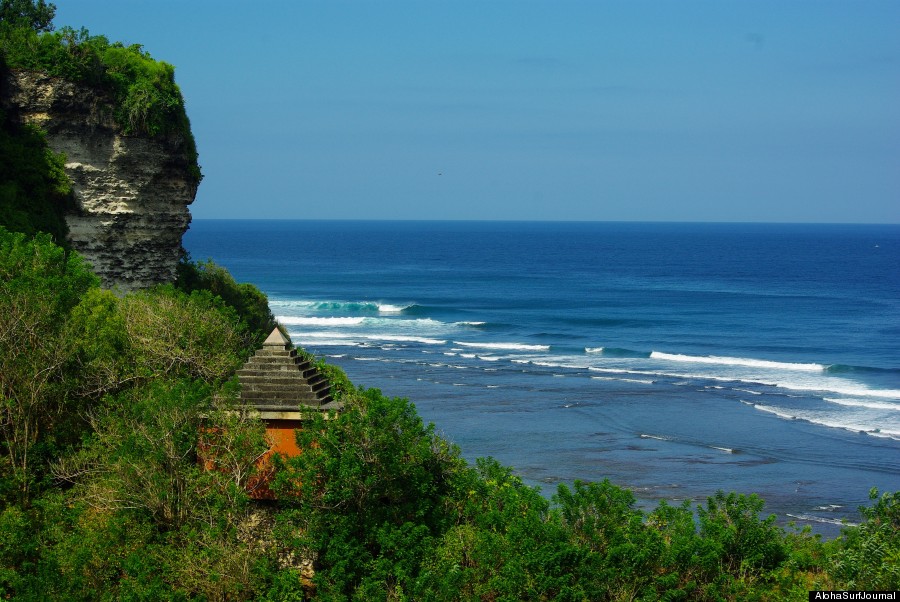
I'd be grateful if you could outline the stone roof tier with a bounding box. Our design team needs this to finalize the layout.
[237,328,342,412]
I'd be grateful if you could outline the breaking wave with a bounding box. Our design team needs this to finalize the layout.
[650,352,826,372]
[269,299,416,314]
[454,341,551,352]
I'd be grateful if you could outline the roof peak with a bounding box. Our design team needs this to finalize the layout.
[263,327,290,347]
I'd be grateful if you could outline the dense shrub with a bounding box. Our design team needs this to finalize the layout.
[830,489,900,590]
[0,226,97,503]
[273,387,470,599]
[175,257,276,349]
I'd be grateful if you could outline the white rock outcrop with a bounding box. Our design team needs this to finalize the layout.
[2,70,198,291]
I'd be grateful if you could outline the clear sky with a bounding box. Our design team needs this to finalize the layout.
[54,1,899,223]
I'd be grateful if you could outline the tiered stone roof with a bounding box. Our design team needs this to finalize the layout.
[237,328,342,413]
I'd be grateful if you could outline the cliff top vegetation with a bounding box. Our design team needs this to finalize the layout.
[0,0,200,182]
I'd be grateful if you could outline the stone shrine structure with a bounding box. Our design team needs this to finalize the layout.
[237,327,342,498]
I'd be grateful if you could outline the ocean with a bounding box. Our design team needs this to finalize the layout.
[183,220,900,536]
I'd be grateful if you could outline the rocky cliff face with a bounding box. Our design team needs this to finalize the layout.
[1,70,198,291]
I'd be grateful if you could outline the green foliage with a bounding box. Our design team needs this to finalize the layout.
[697,491,787,577]
[0,0,55,33]
[175,257,276,349]
[64,287,131,397]
[0,112,72,243]
[46,381,274,600]
[274,387,469,599]
[830,488,900,590]
[0,226,98,502]
[294,346,355,400]
[120,285,251,384]
[0,19,201,182]
[416,459,583,601]
[59,379,212,530]
[0,227,285,599]
[554,480,661,600]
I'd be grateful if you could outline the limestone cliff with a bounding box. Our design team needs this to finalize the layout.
[1,70,198,291]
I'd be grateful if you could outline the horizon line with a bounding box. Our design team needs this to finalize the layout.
[188,217,900,226]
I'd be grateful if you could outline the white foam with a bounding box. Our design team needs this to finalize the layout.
[269,299,337,309]
[591,376,655,385]
[279,316,365,326]
[534,360,570,369]
[378,303,408,314]
[458,321,487,326]
[651,352,825,372]
[753,404,900,440]
[584,362,900,403]
[753,404,797,420]
[824,397,900,411]
[370,335,446,345]
[590,366,643,374]
[786,513,856,527]
[278,315,454,336]
[294,339,361,347]
[779,381,900,400]
[291,331,355,339]
[585,347,604,354]
[271,299,415,314]
[454,341,550,352]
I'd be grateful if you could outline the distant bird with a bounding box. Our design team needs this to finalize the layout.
[745,32,764,50]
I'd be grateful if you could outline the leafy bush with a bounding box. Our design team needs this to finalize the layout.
[0,111,72,244]
[120,285,251,384]
[274,387,470,599]
[0,226,98,503]
[0,0,55,33]
[175,257,275,349]
[830,489,900,590]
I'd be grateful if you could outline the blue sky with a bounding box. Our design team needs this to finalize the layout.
[54,1,899,223]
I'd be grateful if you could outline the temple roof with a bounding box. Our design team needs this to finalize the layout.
[237,327,341,412]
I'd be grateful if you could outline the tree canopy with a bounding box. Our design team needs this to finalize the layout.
[0,0,56,33]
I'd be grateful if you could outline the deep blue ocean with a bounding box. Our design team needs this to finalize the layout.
[184,220,900,536]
